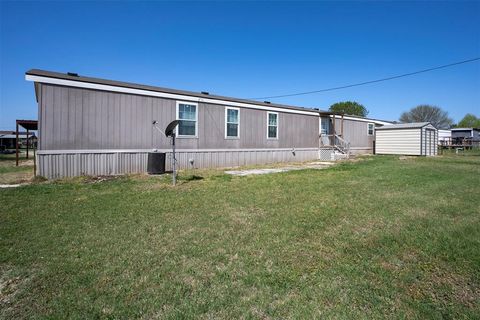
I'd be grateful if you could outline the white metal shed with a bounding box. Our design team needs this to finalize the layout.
[375,122,438,156]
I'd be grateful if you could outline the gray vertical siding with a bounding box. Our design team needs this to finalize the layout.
[331,117,376,153]
[39,84,319,151]
[36,84,321,178]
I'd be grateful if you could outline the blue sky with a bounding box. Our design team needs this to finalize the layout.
[1,1,479,130]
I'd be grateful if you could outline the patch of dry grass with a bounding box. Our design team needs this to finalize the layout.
[0,154,35,184]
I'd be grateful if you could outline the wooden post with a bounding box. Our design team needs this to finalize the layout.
[33,145,36,177]
[341,114,344,137]
[332,114,336,146]
[15,121,19,166]
[332,115,336,134]
[26,129,29,159]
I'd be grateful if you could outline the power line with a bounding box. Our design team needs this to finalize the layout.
[250,57,480,100]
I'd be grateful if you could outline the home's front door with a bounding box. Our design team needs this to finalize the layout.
[321,117,331,135]
[320,117,332,145]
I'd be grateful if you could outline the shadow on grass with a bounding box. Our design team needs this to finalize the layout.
[179,174,204,181]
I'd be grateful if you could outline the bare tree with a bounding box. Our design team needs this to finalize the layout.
[399,105,453,129]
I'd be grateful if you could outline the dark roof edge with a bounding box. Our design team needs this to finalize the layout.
[26,69,394,124]
[26,69,325,114]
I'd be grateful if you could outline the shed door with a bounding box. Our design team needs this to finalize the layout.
[428,130,433,156]
[425,129,435,156]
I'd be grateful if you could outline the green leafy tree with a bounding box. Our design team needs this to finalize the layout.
[399,105,453,129]
[456,113,480,128]
[329,101,368,117]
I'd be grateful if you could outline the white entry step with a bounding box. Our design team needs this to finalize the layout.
[319,148,349,161]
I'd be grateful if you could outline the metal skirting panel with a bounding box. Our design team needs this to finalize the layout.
[37,149,319,179]
[37,152,149,179]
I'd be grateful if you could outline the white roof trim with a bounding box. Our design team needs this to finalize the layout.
[26,75,319,116]
[376,122,432,130]
[330,114,393,126]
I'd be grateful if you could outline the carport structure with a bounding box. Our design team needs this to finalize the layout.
[16,120,38,174]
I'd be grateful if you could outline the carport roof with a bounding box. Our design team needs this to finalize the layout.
[16,119,38,131]
[451,127,479,131]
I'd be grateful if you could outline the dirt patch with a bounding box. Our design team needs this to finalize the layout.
[379,252,479,308]
[133,182,170,192]
[407,266,479,308]
[82,175,122,184]
[54,175,124,185]
[379,251,420,272]
[0,276,23,305]
[18,160,34,167]
[0,267,32,316]
[405,207,430,219]
[228,206,266,227]
[0,171,33,185]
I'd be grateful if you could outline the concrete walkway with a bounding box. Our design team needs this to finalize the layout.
[0,184,23,188]
[225,161,335,176]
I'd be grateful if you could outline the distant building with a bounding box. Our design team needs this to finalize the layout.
[451,128,480,145]
[0,131,36,149]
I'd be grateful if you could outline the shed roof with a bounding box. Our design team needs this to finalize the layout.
[376,122,432,130]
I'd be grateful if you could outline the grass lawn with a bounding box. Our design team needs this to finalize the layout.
[1,154,479,319]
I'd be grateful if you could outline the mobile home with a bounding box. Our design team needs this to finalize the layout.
[26,69,391,178]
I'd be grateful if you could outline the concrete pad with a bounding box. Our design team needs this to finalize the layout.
[225,162,335,176]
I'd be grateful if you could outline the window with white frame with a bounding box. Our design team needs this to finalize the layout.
[176,102,198,137]
[267,112,278,139]
[225,107,240,138]
[367,123,375,136]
